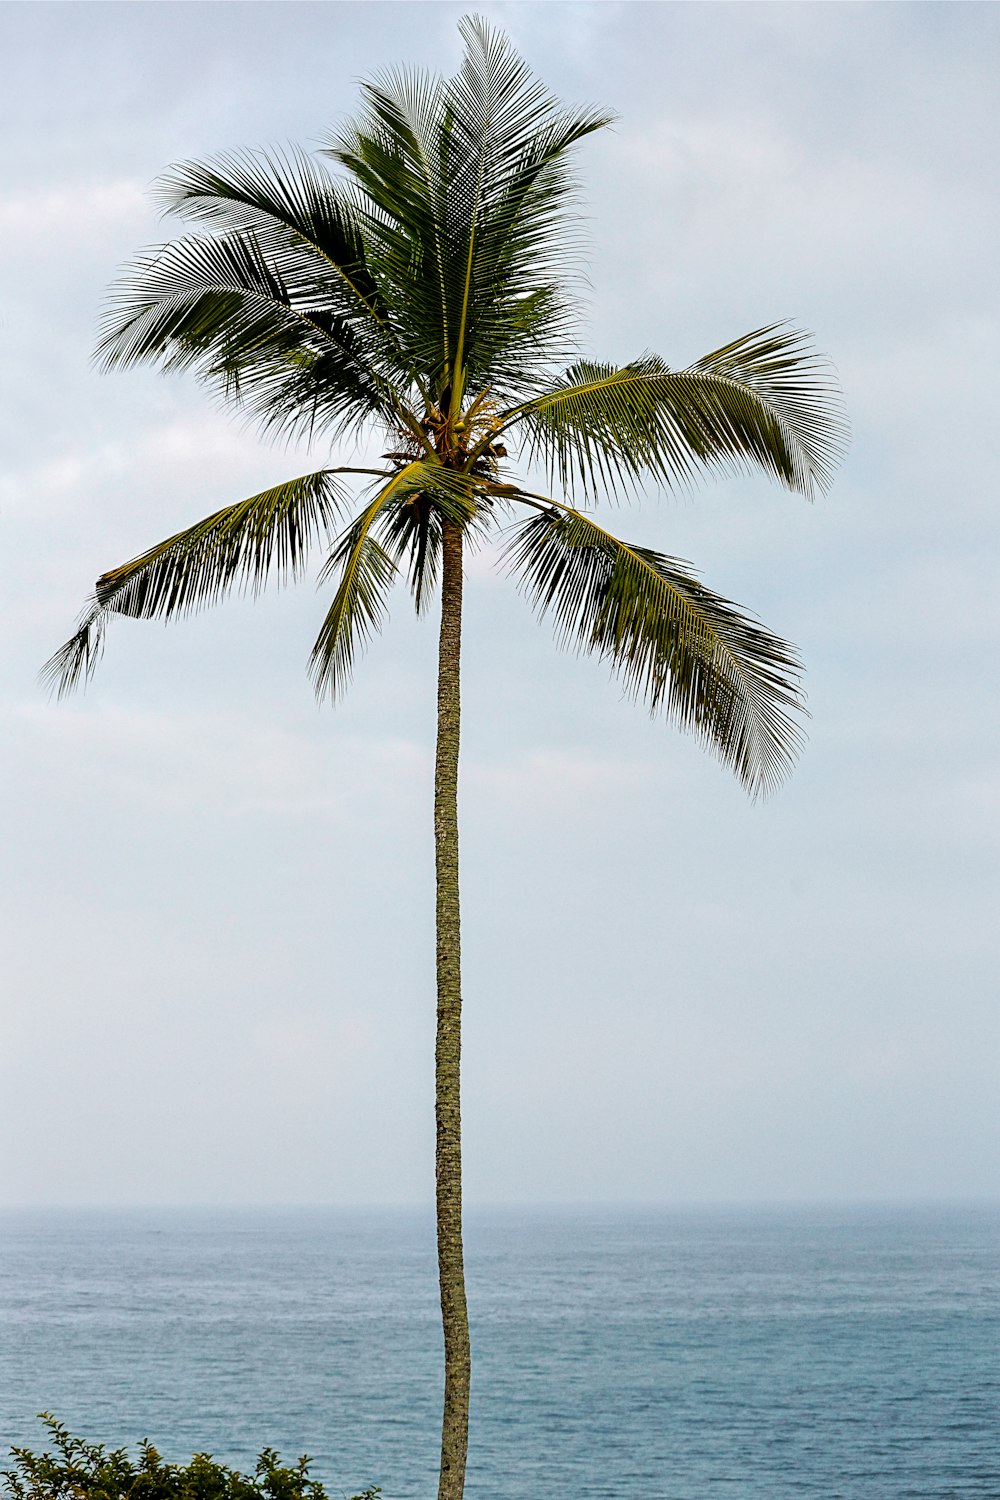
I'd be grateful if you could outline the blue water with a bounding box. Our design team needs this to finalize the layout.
[1,1205,998,1499]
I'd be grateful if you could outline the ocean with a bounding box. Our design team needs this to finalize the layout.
[1,1205,998,1499]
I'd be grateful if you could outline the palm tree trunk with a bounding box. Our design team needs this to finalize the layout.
[434,517,470,1500]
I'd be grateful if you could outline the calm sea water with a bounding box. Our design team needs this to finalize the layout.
[1,1205,997,1499]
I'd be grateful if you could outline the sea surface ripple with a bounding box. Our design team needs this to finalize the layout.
[1,1205,997,1499]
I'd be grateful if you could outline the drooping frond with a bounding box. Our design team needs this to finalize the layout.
[691,323,847,495]
[379,495,441,615]
[309,459,485,697]
[378,460,507,612]
[503,501,806,796]
[41,609,107,701]
[41,469,359,696]
[309,496,399,702]
[501,325,847,501]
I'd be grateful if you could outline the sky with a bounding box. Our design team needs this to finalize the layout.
[1,1,997,1208]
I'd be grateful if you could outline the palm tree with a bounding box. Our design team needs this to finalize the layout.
[46,16,844,1500]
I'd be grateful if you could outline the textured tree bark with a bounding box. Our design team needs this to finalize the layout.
[434,518,471,1500]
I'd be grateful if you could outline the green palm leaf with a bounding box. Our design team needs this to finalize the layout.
[330,68,454,387]
[440,15,613,404]
[503,501,806,796]
[501,324,846,501]
[327,15,611,405]
[97,230,406,442]
[309,460,484,697]
[691,323,846,493]
[41,468,360,696]
[156,145,394,334]
[309,498,399,702]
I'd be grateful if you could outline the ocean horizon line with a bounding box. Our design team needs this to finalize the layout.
[2,1195,998,1214]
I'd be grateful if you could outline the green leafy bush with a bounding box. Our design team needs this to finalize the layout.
[3,1417,379,1500]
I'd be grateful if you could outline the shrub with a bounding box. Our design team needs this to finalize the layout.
[3,1417,379,1500]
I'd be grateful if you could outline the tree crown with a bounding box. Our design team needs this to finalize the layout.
[46,14,848,797]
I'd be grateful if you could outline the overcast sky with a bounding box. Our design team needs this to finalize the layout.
[1,1,997,1208]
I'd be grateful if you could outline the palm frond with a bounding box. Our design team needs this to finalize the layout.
[309,491,403,702]
[692,323,847,495]
[97,230,406,442]
[154,146,433,413]
[325,16,611,404]
[501,325,847,501]
[376,461,503,612]
[379,493,442,614]
[41,609,108,701]
[442,15,613,402]
[41,469,360,697]
[156,146,392,331]
[502,500,806,796]
[328,67,454,389]
[309,459,486,697]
